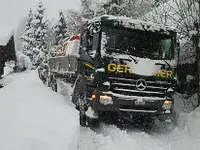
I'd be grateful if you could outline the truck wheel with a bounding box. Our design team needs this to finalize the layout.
[78,92,91,127]
[74,78,99,127]
[80,113,99,127]
[79,104,99,127]
[46,76,51,87]
[72,77,86,109]
[142,116,155,129]
[51,77,57,92]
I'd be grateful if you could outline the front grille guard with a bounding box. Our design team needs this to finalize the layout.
[108,74,175,98]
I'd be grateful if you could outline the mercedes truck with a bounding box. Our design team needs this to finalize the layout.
[49,15,178,127]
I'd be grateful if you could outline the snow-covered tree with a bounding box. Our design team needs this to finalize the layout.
[81,0,95,19]
[102,0,156,18]
[65,9,82,35]
[65,0,157,34]
[32,1,49,66]
[81,0,104,19]
[102,0,127,16]
[64,0,103,34]
[46,21,57,57]
[53,11,69,45]
[145,0,200,106]
[21,9,35,61]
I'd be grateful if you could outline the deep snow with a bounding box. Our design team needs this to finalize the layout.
[55,72,200,150]
[1,70,200,150]
[79,93,200,150]
[0,70,79,150]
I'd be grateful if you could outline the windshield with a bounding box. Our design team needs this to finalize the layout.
[102,26,175,60]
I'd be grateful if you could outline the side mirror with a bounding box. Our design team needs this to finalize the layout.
[107,36,115,48]
[76,55,82,61]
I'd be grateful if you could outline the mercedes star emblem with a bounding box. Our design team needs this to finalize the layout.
[136,79,147,91]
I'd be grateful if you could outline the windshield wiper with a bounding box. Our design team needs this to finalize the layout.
[128,55,139,64]
[119,58,131,62]
[154,56,171,69]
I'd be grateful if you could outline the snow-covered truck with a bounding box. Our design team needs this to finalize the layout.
[50,15,178,127]
[48,35,80,91]
[0,26,16,77]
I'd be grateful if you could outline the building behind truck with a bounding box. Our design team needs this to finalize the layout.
[48,15,178,128]
[0,26,16,78]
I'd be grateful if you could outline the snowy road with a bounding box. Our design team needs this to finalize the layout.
[79,120,199,150]
[79,117,177,150]
[0,70,79,150]
[78,94,200,150]
[78,93,200,150]
[1,70,200,150]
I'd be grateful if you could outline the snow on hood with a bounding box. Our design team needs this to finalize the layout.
[0,26,14,46]
[107,53,176,76]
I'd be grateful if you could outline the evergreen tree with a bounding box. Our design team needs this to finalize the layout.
[103,0,126,16]
[21,9,35,61]
[81,0,94,19]
[80,0,104,20]
[65,9,83,35]
[53,11,69,45]
[102,0,156,18]
[32,1,49,66]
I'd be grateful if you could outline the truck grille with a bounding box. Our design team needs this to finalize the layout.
[108,75,172,98]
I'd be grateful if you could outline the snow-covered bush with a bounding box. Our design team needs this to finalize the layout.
[15,52,34,72]
[3,61,15,76]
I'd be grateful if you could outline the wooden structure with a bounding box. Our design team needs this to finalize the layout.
[0,26,16,77]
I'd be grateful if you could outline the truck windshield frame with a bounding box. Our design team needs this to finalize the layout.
[101,26,175,60]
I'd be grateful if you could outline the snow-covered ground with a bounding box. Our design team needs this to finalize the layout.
[79,93,200,150]
[0,70,79,150]
[1,70,200,150]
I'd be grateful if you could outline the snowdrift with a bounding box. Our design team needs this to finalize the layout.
[15,52,34,71]
[166,93,200,150]
[0,71,79,150]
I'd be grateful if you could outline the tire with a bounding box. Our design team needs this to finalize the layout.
[51,77,57,92]
[101,112,119,125]
[46,74,51,87]
[79,113,99,127]
[73,77,99,127]
[142,116,155,129]
[72,77,86,108]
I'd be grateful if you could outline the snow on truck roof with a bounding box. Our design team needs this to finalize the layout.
[90,15,176,34]
[0,26,14,46]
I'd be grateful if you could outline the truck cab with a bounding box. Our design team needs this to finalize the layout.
[72,15,177,127]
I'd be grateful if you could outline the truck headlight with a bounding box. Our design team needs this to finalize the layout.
[162,99,172,110]
[99,95,113,105]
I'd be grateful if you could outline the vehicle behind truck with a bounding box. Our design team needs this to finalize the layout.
[48,35,80,91]
[49,15,178,128]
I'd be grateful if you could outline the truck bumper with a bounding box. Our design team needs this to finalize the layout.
[89,92,173,118]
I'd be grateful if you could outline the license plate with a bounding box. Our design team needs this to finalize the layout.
[135,101,145,105]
